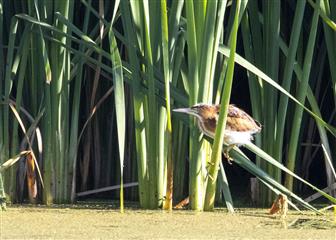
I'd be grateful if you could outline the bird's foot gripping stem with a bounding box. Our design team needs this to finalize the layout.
[223,145,234,164]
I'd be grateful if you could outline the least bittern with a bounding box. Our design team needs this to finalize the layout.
[174,103,261,163]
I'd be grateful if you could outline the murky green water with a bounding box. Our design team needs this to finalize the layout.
[1,205,335,239]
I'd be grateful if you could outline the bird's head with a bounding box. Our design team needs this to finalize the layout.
[173,103,219,121]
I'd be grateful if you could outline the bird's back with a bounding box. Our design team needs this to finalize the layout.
[225,105,261,133]
[196,104,261,138]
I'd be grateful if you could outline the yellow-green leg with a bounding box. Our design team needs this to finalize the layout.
[223,144,235,164]
[205,161,218,181]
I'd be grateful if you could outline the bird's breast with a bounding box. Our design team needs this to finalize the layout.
[198,118,256,146]
[224,131,254,146]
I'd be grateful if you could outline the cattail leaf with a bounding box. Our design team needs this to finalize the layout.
[109,22,125,212]
[204,0,241,211]
[218,45,336,137]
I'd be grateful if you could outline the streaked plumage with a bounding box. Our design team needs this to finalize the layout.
[173,103,261,162]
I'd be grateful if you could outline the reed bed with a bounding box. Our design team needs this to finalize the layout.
[0,0,335,212]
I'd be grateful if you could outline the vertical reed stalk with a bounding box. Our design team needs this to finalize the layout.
[204,0,240,211]
[185,0,204,210]
[285,0,320,191]
[161,0,173,211]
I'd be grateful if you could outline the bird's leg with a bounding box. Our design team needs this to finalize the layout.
[206,172,214,181]
[205,161,219,181]
[205,160,222,181]
[206,161,215,166]
[223,145,235,164]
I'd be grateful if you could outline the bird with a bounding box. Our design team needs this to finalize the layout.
[173,103,261,163]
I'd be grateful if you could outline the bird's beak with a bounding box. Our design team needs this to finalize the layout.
[173,107,193,114]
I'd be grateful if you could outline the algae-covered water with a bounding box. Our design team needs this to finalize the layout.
[1,205,335,239]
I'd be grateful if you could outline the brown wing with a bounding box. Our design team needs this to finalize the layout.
[226,105,261,132]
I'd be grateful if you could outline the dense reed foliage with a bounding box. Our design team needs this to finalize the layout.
[0,0,336,211]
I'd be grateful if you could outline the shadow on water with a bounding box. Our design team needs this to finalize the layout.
[256,218,335,230]
[234,208,336,230]
[9,202,336,230]
[10,199,141,211]
[287,218,336,230]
